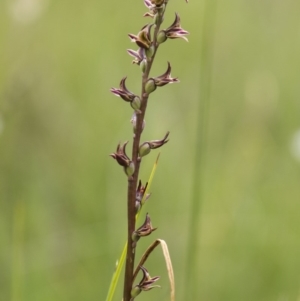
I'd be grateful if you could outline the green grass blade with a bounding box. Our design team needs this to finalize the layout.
[184,1,218,299]
[141,153,160,206]
[105,153,160,301]
[105,242,127,301]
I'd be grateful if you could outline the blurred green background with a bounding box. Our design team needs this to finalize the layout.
[1,0,300,300]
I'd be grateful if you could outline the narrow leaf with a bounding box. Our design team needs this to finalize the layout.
[105,243,127,301]
[133,239,175,301]
[105,154,160,301]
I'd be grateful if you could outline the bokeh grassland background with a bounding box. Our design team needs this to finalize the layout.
[1,0,300,300]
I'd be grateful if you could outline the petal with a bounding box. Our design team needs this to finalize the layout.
[166,12,181,31]
[156,62,172,80]
[127,49,140,59]
[128,34,138,42]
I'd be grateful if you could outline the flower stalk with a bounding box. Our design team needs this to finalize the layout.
[109,1,189,300]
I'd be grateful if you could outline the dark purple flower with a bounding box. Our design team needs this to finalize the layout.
[152,62,179,87]
[136,180,151,210]
[128,24,153,49]
[110,77,138,102]
[143,0,156,18]
[138,266,160,291]
[110,77,141,112]
[127,47,146,65]
[139,132,170,157]
[132,213,157,241]
[110,141,131,168]
[110,142,135,176]
[162,13,189,41]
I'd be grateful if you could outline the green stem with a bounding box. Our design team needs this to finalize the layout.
[185,0,218,299]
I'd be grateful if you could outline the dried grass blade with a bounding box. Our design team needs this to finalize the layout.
[133,239,175,301]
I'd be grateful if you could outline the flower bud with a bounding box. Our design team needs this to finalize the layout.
[145,79,156,94]
[140,59,147,73]
[132,231,140,243]
[157,30,167,44]
[146,45,155,59]
[131,286,142,299]
[139,142,151,157]
[124,161,135,177]
[131,96,141,112]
